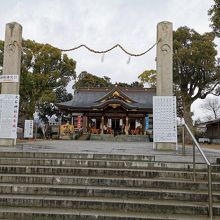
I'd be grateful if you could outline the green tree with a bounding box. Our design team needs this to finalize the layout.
[173,26,220,130]
[0,39,76,123]
[73,71,112,90]
[117,81,143,88]
[138,70,157,87]
[208,0,220,37]
[38,87,73,122]
[130,81,143,88]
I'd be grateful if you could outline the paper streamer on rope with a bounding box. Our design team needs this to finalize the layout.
[127,56,131,64]
[101,54,105,63]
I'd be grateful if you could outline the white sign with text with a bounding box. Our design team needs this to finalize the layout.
[0,75,19,83]
[0,94,19,139]
[153,96,177,143]
[24,120,34,138]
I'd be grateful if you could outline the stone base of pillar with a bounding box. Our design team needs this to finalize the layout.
[154,143,177,151]
[0,139,15,146]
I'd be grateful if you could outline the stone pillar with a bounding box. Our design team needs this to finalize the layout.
[0,22,22,146]
[125,116,129,135]
[156,21,174,150]
[101,116,104,134]
[142,117,146,135]
[156,21,173,96]
[82,116,87,133]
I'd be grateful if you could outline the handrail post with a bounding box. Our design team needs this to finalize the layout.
[183,122,212,218]
[208,164,213,219]
[182,125,185,155]
[193,143,196,182]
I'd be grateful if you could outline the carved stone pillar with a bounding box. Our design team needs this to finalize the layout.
[125,116,129,135]
[155,21,174,150]
[0,22,22,146]
[82,116,87,133]
[156,21,173,96]
[101,116,104,134]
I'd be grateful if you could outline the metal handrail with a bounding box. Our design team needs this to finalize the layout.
[183,123,211,165]
[182,123,213,219]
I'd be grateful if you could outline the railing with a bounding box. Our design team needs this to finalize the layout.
[182,123,213,219]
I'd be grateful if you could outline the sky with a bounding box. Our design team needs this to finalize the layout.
[0,0,218,120]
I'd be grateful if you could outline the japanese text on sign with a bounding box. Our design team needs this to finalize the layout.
[0,94,19,139]
[24,120,34,138]
[0,75,19,83]
[153,96,177,143]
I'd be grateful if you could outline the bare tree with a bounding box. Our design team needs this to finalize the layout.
[200,97,220,121]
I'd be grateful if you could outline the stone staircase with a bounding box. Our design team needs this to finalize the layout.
[78,133,91,140]
[0,151,219,219]
[90,134,150,142]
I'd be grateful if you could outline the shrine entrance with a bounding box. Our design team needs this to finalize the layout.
[111,119,120,130]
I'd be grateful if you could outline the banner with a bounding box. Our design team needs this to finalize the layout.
[77,116,81,128]
[145,114,149,130]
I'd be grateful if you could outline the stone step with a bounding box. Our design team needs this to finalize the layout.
[1,206,216,220]
[0,173,218,190]
[0,183,219,202]
[90,134,150,142]
[0,157,213,171]
[0,165,218,180]
[0,152,155,161]
[0,194,217,216]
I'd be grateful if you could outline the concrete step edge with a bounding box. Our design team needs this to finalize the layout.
[0,173,212,182]
[0,152,155,161]
[0,157,208,164]
[0,206,186,220]
[0,182,218,195]
[0,193,214,206]
[0,164,216,174]
[0,158,211,171]
[0,206,216,220]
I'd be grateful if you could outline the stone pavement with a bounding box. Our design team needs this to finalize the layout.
[0,140,219,164]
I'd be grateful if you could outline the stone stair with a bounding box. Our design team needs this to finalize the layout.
[90,134,150,142]
[78,133,91,140]
[0,151,219,219]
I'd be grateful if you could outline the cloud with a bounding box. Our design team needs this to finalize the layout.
[0,0,214,86]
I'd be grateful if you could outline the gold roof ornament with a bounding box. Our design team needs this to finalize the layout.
[113,91,120,97]
[109,104,120,109]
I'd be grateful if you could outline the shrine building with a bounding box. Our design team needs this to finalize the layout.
[56,85,154,135]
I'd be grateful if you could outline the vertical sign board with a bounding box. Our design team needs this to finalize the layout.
[0,94,19,139]
[24,120,34,138]
[153,96,177,143]
[77,116,81,129]
[145,114,149,131]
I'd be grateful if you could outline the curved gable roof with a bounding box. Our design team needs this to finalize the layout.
[56,86,155,111]
[95,86,136,104]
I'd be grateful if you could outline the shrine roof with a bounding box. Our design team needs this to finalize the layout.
[56,86,156,111]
